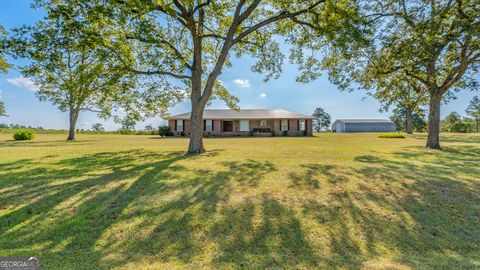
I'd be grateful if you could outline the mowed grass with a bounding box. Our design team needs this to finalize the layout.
[0,133,479,269]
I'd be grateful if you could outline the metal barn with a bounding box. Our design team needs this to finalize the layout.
[332,119,396,133]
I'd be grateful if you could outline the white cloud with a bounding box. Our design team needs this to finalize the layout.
[172,87,189,99]
[80,122,90,126]
[7,77,39,92]
[233,79,250,88]
[259,93,267,98]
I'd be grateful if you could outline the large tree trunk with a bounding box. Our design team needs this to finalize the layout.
[188,98,206,154]
[406,107,413,134]
[67,108,80,141]
[426,93,442,149]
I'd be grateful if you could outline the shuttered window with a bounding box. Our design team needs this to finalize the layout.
[281,119,288,131]
[176,120,184,131]
[299,120,306,131]
[205,119,213,131]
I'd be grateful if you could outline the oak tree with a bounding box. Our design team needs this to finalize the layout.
[312,107,331,132]
[371,75,427,134]
[40,0,364,153]
[9,16,135,140]
[325,0,480,148]
[390,106,427,133]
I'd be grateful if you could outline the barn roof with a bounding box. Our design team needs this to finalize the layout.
[169,109,313,120]
[334,119,394,124]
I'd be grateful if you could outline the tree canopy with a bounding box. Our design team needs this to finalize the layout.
[466,96,480,118]
[8,14,147,140]
[0,24,11,118]
[466,95,480,132]
[91,122,105,132]
[442,112,462,132]
[35,0,366,153]
[0,24,12,73]
[390,105,426,133]
[0,101,6,117]
[312,107,331,132]
[324,0,480,148]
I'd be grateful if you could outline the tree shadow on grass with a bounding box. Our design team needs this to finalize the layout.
[410,133,480,144]
[1,150,316,269]
[289,164,348,190]
[92,159,315,269]
[2,143,479,269]
[303,145,480,269]
[0,149,203,267]
[210,194,320,269]
[222,159,276,186]
[0,140,96,148]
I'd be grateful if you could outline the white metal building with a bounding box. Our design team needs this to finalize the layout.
[332,119,396,133]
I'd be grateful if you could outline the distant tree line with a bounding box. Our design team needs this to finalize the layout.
[0,123,45,130]
[389,106,427,133]
[0,121,168,136]
[390,95,480,134]
[440,96,480,133]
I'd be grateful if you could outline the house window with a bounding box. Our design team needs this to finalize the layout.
[260,120,267,127]
[299,119,306,131]
[281,119,288,131]
[176,120,184,131]
[205,119,213,131]
[239,120,249,131]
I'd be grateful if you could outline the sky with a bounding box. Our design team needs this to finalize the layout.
[0,0,477,130]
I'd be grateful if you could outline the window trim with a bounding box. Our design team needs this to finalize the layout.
[299,119,306,131]
[281,119,288,131]
[239,120,250,131]
[260,120,267,127]
[176,120,184,131]
[205,119,213,131]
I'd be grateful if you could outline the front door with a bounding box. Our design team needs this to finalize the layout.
[223,121,233,132]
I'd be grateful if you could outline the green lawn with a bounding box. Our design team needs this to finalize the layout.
[0,133,479,269]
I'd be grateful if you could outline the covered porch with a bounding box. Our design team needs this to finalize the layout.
[218,119,275,136]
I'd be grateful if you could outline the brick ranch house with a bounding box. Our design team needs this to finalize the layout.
[168,109,313,136]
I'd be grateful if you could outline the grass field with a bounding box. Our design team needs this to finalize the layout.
[0,133,479,269]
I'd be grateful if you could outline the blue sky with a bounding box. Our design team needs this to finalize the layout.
[0,0,477,130]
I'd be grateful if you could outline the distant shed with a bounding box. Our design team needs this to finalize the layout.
[332,119,396,133]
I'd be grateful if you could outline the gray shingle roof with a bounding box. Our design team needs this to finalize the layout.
[169,109,313,120]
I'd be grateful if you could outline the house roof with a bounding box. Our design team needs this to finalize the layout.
[334,119,394,124]
[169,109,313,120]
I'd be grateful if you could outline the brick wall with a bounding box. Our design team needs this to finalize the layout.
[288,119,298,132]
[169,118,312,136]
[168,120,175,133]
[213,120,221,133]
